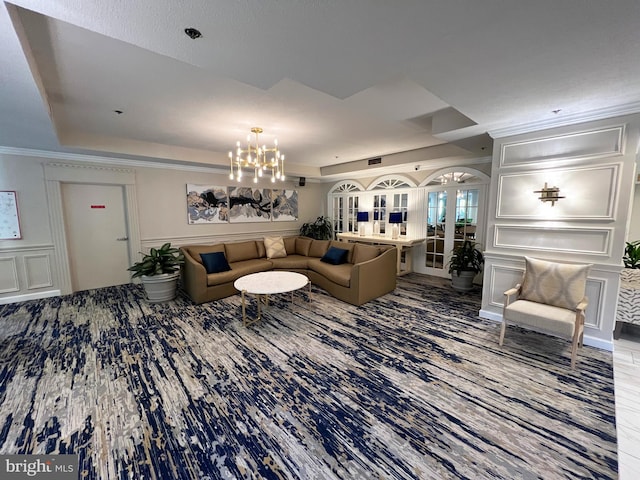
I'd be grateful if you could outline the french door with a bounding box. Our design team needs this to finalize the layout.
[418,186,483,278]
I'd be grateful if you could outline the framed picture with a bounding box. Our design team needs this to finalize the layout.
[271,189,298,221]
[186,185,229,224]
[228,187,272,223]
[0,191,22,239]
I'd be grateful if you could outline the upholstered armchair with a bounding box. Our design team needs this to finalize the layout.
[500,257,591,369]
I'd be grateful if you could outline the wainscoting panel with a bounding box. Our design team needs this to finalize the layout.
[0,245,57,303]
[0,256,19,293]
[24,254,53,290]
[485,262,524,309]
[495,163,619,219]
[500,125,624,167]
[494,225,612,256]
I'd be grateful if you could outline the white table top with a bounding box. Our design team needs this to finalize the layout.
[234,271,309,295]
[337,232,426,247]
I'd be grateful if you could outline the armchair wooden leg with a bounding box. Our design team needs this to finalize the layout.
[499,319,507,346]
[570,332,580,369]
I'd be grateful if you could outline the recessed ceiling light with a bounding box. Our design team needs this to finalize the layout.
[184,27,202,39]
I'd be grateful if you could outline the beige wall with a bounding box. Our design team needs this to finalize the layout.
[0,153,326,302]
[0,154,51,247]
[135,166,325,245]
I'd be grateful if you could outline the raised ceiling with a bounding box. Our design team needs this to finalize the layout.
[2,0,640,179]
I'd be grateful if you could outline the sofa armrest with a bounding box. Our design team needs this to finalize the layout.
[181,247,209,303]
[351,247,397,304]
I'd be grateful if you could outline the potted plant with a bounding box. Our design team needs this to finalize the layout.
[128,243,185,303]
[448,240,484,292]
[300,215,333,240]
[623,240,640,269]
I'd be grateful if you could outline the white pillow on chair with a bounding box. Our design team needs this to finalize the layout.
[520,257,591,310]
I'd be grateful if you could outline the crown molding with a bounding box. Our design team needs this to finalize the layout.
[0,146,229,174]
[0,146,324,183]
[489,101,640,139]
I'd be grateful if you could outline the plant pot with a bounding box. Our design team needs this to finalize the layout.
[141,272,180,303]
[451,270,476,292]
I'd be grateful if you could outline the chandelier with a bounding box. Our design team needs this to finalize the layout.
[440,172,467,185]
[228,127,285,183]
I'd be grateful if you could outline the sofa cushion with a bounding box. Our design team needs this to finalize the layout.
[264,236,287,259]
[269,255,310,270]
[505,299,577,337]
[520,256,591,310]
[308,258,352,287]
[308,240,330,258]
[283,236,297,255]
[225,241,259,263]
[207,259,272,287]
[321,246,349,265]
[330,240,355,263]
[200,252,231,274]
[295,237,312,256]
[256,240,266,258]
[352,243,381,264]
[184,244,225,264]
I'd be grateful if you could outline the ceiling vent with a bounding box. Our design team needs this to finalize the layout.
[368,157,382,165]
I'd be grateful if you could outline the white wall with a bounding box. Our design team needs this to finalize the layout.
[627,184,640,242]
[0,152,326,302]
[480,114,640,351]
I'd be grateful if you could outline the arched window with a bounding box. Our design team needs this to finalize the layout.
[328,181,365,237]
[366,175,416,235]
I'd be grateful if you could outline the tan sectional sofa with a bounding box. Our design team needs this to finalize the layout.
[181,236,397,306]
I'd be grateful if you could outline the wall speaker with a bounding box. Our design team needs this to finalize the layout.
[298,177,306,187]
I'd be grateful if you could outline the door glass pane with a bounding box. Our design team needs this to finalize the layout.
[454,189,479,251]
[374,194,387,234]
[426,190,447,270]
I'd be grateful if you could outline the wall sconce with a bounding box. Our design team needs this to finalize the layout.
[534,182,565,206]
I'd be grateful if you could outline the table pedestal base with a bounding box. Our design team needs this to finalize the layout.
[240,281,311,327]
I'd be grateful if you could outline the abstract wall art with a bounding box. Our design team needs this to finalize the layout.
[186,185,229,224]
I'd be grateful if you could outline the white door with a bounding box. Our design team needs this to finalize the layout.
[416,186,483,278]
[61,183,131,291]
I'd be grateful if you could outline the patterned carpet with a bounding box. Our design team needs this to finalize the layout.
[0,274,616,479]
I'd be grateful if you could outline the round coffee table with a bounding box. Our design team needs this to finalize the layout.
[233,271,311,326]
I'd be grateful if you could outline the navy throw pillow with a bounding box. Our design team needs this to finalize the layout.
[200,252,231,274]
[321,246,349,265]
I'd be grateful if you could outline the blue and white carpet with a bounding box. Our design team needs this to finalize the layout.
[0,275,617,479]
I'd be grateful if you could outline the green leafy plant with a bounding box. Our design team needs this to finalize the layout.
[448,240,484,276]
[623,240,640,269]
[300,215,333,240]
[127,243,185,278]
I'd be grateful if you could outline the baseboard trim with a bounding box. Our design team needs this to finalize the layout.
[0,289,61,305]
[479,309,502,323]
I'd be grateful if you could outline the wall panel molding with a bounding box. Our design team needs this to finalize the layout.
[0,243,54,253]
[23,254,53,290]
[500,125,624,168]
[0,256,19,293]
[495,163,620,220]
[494,225,613,256]
[141,229,300,249]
